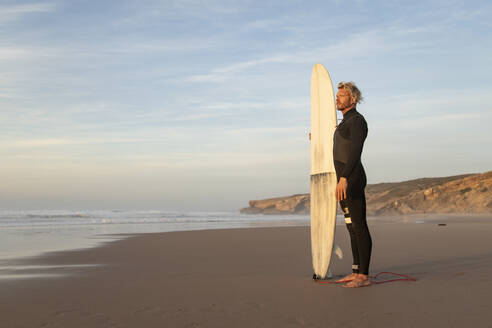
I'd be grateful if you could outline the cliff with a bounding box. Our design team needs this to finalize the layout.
[241,194,310,215]
[240,171,492,215]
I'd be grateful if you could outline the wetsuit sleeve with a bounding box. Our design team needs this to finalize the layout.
[341,116,368,179]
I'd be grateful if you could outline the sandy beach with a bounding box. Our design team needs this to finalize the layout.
[1,216,492,327]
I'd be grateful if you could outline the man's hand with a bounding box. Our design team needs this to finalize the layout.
[336,177,348,201]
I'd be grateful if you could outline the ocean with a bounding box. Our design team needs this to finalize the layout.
[0,209,315,262]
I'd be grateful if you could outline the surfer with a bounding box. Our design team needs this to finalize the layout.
[333,82,372,288]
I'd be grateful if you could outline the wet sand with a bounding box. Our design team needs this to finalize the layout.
[1,216,492,327]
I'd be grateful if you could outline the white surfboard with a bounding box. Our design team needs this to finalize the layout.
[310,63,338,279]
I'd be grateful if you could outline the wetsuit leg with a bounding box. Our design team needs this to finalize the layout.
[348,193,372,275]
[340,199,360,274]
[344,193,372,275]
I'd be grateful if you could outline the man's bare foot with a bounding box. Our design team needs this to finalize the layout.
[336,273,358,283]
[342,274,371,288]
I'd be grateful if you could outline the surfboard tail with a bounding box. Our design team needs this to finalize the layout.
[310,172,337,279]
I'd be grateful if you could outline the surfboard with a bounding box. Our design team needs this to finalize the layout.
[310,63,338,279]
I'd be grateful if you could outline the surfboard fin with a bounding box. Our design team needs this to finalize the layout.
[334,245,343,260]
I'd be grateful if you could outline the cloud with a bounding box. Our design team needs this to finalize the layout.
[0,3,56,23]
[109,0,249,27]
[183,27,410,83]
[182,4,492,85]
[0,86,19,99]
[370,89,492,121]
[0,47,31,60]
[99,36,226,54]
[171,0,246,15]
[0,137,145,149]
[192,98,307,111]
[1,139,73,148]
[185,54,290,82]
[386,111,489,131]
[241,17,292,31]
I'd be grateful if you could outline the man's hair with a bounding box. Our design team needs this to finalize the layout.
[338,81,363,104]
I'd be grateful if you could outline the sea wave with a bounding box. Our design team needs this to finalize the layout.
[0,210,309,228]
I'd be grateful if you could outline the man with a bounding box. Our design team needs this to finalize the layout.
[333,82,372,288]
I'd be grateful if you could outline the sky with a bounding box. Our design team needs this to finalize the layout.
[1,0,491,211]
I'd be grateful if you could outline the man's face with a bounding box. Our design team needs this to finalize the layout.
[336,88,353,111]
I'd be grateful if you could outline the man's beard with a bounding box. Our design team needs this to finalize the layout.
[337,103,349,111]
[337,102,353,111]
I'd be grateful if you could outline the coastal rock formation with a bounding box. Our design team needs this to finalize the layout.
[370,171,492,215]
[240,194,310,215]
[240,171,492,215]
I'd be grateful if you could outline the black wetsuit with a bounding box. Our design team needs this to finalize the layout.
[333,107,372,275]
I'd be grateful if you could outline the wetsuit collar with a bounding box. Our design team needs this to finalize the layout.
[342,107,357,120]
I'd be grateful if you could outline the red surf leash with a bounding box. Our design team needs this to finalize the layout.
[313,272,417,285]
[371,271,417,284]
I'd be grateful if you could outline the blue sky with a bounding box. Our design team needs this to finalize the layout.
[1,0,491,210]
